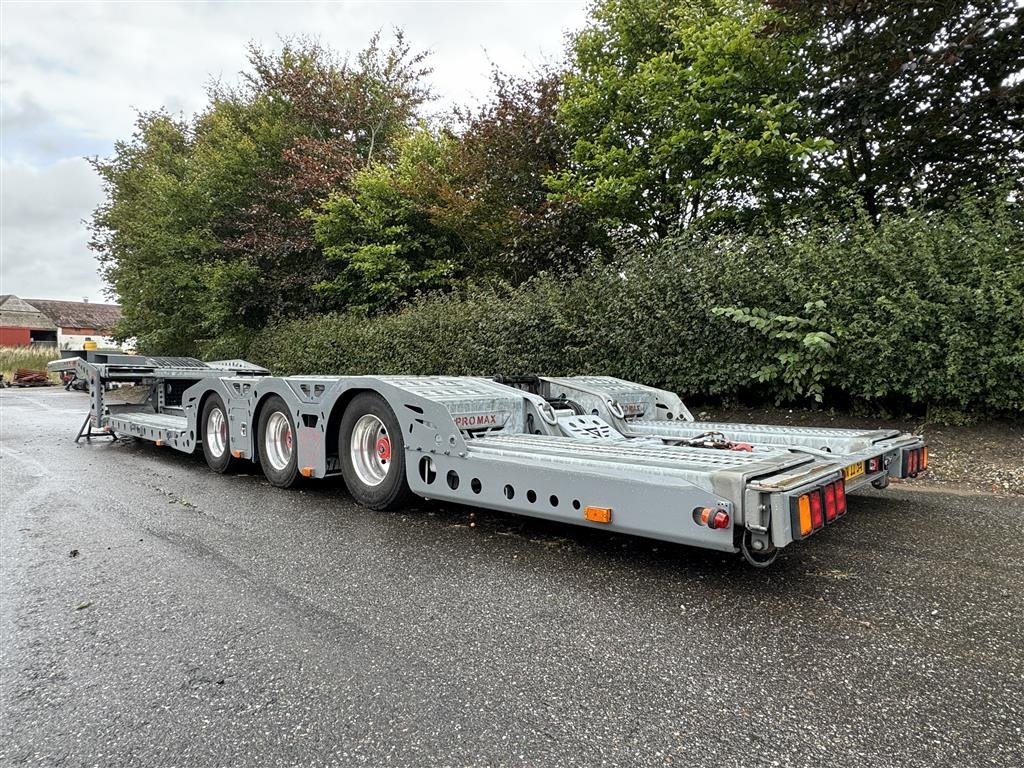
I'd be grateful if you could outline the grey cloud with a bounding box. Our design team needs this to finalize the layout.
[1,158,106,302]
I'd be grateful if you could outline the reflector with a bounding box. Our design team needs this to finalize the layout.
[584,506,612,524]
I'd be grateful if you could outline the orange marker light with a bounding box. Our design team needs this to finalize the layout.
[584,506,613,524]
[798,495,812,536]
[300,467,315,478]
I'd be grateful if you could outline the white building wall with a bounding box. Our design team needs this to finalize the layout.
[58,332,120,350]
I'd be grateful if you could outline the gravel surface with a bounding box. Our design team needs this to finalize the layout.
[2,388,1022,768]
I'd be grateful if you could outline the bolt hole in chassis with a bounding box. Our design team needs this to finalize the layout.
[48,354,927,567]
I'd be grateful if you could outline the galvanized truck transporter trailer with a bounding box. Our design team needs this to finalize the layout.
[48,353,928,567]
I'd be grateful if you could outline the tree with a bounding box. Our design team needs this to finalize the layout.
[310,70,596,311]
[91,112,219,354]
[442,69,597,281]
[310,128,459,311]
[550,0,827,236]
[90,35,431,353]
[773,0,1023,219]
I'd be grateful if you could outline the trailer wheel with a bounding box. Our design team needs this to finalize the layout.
[201,393,236,473]
[258,395,299,488]
[339,393,414,511]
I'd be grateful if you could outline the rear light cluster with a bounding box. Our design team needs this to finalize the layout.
[902,446,929,477]
[790,479,847,540]
[866,456,883,473]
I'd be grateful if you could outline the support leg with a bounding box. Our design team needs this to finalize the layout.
[75,414,117,443]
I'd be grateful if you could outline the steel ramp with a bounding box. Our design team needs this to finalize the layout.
[540,375,906,454]
[627,420,901,454]
[467,432,828,497]
[107,412,190,448]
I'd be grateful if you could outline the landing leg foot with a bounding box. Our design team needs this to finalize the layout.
[75,414,117,443]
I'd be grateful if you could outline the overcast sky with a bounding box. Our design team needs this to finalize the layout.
[0,0,587,303]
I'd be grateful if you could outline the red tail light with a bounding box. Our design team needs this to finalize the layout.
[809,491,824,530]
[823,484,837,522]
[902,446,928,477]
[835,480,847,516]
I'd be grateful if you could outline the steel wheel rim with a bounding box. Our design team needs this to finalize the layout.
[350,414,391,487]
[265,411,293,471]
[206,406,228,457]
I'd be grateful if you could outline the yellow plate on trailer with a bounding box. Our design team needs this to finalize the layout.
[844,461,865,481]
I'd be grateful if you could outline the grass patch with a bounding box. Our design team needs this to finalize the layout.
[0,346,60,383]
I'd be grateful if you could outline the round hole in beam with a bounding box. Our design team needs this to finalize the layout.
[446,470,460,490]
[549,495,559,507]
[503,485,515,500]
[527,490,537,503]
[471,478,482,494]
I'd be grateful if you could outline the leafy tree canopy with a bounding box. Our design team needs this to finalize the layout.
[551,0,827,235]
[774,0,1023,218]
[310,69,596,313]
[92,34,431,353]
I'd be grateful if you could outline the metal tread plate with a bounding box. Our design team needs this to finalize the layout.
[628,420,900,453]
[381,376,520,402]
[145,356,210,369]
[110,412,189,432]
[470,433,805,472]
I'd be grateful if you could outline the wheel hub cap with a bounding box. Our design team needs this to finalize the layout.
[351,414,391,487]
[206,407,228,458]
[265,411,294,472]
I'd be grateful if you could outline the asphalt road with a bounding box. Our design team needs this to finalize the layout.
[1,388,1022,768]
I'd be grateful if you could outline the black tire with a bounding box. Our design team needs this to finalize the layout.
[339,392,414,511]
[257,395,300,488]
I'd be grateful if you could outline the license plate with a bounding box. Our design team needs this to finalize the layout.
[844,461,865,481]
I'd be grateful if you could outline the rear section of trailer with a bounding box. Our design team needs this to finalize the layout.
[48,354,928,566]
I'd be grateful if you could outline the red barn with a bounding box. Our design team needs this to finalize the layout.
[26,298,122,349]
[0,295,57,346]
[0,295,121,349]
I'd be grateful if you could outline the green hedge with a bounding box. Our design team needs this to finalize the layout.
[250,197,1024,415]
